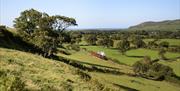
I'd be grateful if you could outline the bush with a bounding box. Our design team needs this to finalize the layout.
[133,56,175,81]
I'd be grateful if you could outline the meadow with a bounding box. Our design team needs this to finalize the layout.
[80,46,180,66]
[57,45,180,91]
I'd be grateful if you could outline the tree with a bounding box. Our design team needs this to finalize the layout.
[14,9,42,39]
[158,48,167,60]
[70,32,82,44]
[131,35,146,48]
[116,39,130,55]
[96,38,113,47]
[84,35,97,45]
[147,39,158,49]
[133,56,174,80]
[14,9,77,57]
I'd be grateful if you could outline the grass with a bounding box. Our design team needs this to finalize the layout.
[57,47,180,91]
[57,50,133,74]
[144,39,180,46]
[91,72,180,91]
[0,48,121,91]
[81,46,180,66]
[159,60,180,76]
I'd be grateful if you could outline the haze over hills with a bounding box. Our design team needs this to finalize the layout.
[2,19,180,32]
[128,19,180,31]
[68,19,180,31]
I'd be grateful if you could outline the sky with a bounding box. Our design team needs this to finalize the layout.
[0,0,180,29]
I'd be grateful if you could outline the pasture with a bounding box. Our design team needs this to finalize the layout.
[144,39,180,46]
[80,46,180,65]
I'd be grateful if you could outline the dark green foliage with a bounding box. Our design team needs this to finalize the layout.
[131,35,146,48]
[159,41,169,48]
[133,56,177,81]
[147,40,158,48]
[96,38,113,47]
[116,39,130,55]
[84,35,97,45]
[13,9,77,57]
[70,32,82,44]
[0,25,42,53]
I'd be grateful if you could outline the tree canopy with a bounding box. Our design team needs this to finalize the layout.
[14,9,77,57]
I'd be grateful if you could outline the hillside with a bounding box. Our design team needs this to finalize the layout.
[1,20,180,90]
[129,19,180,31]
[0,48,127,91]
[0,27,128,91]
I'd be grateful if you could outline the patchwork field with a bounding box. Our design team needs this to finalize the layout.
[144,39,180,46]
[80,46,180,65]
[57,46,180,91]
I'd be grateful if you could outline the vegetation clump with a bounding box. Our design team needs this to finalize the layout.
[13,9,77,57]
[133,56,179,83]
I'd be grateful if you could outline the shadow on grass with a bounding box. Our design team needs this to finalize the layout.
[126,55,145,58]
[0,28,43,54]
[51,55,126,76]
[113,83,138,91]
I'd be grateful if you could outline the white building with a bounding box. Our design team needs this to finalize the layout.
[97,51,105,56]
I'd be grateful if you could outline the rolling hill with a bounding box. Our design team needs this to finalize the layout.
[129,19,180,31]
[0,26,131,91]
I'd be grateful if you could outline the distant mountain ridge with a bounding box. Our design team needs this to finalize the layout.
[129,19,180,31]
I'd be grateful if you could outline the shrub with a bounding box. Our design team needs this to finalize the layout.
[133,56,175,81]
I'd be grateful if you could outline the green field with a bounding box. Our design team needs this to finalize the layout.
[91,72,180,91]
[57,46,180,91]
[144,39,180,46]
[1,43,180,91]
[57,49,133,74]
[80,46,180,66]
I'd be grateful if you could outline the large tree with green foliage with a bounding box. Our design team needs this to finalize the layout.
[14,9,77,57]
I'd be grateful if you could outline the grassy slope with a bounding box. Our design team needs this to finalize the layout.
[57,48,180,91]
[57,50,133,74]
[0,48,122,91]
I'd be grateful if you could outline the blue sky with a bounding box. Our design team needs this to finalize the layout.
[0,0,180,29]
